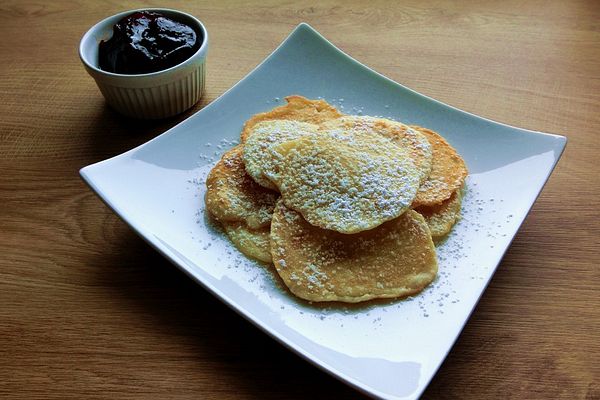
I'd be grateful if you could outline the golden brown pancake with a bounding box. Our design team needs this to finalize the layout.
[415,188,463,241]
[270,200,438,303]
[242,119,319,190]
[202,96,470,304]
[222,221,272,263]
[240,95,342,142]
[411,126,468,207]
[320,116,433,185]
[205,145,278,229]
[267,130,421,234]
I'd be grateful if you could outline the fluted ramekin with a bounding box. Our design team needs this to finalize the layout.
[79,8,208,119]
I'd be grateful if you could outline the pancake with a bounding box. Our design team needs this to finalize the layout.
[270,200,438,303]
[242,119,319,190]
[222,221,272,263]
[411,126,468,207]
[266,130,420,234]
[240,95,342,142]
[205,145,278,229]
[415,188,463,241]
[320,116,432,185]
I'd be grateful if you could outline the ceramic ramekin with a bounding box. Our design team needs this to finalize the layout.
[79,8,208,119]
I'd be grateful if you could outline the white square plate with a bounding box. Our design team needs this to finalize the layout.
[80,23,566,399]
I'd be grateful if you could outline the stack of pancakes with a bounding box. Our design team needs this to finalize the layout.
[205,96,467,303]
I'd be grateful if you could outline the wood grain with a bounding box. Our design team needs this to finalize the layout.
[1,1,599,399]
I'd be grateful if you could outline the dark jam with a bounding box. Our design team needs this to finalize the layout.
[99,11,201,74]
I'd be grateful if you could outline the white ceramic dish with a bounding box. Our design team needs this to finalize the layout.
[79,8,208,119]
[80,23,566,399]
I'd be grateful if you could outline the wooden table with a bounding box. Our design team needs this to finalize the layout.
[1,1,598,398]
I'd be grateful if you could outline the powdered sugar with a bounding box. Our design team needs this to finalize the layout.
[267,129,421,233]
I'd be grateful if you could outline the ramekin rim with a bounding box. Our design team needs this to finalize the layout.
[79,8,208,79]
